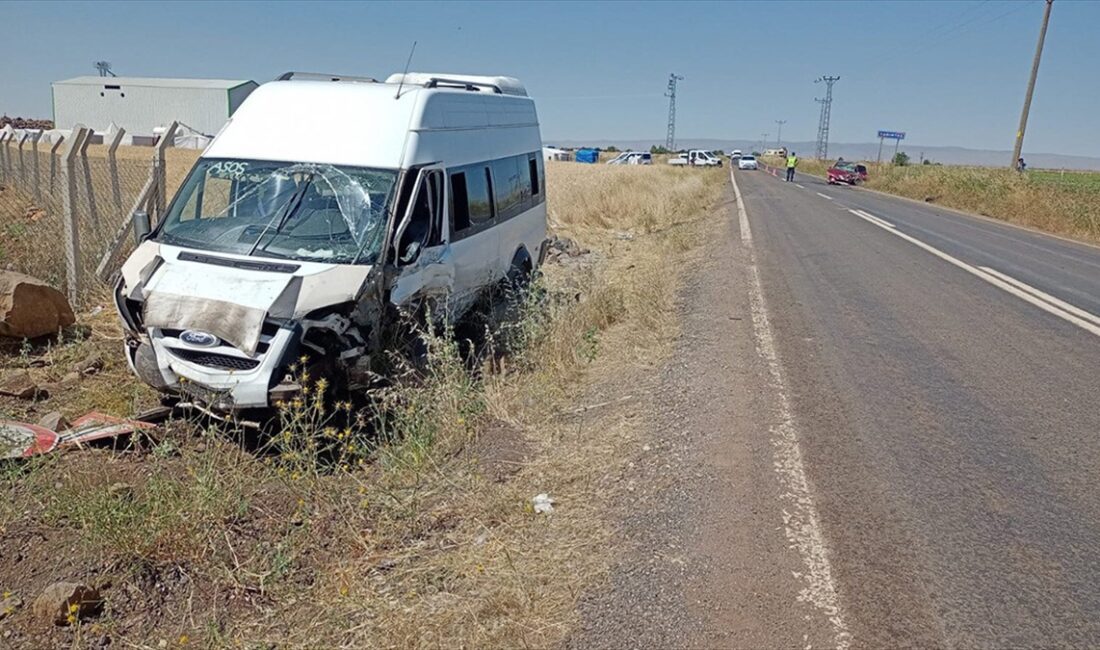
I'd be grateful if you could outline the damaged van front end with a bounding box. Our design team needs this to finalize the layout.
[114,157,400,416]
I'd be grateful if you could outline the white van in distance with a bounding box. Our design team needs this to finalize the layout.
[114,71,547,416]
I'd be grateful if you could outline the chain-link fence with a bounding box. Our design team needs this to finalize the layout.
[0,126,198,307]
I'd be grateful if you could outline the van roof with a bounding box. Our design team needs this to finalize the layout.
[203,77,538,169]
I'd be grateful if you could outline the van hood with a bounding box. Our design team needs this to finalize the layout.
[124,242,374,355]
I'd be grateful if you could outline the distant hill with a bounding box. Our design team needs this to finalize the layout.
[544,138,1100,171]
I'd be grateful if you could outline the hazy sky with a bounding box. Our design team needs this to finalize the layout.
[2,0,1097,155]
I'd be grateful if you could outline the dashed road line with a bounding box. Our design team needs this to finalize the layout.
[816,192,833,201]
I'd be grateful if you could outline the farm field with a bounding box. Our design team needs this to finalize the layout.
[761,156,1100,243]
[0,162,726,647]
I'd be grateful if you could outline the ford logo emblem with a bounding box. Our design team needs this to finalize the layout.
[180,330,219,347]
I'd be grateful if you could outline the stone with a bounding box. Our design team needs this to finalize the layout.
[31,582,101,626]
[0,370,41,400]
[0,271,75,339]
[37,411,69,432]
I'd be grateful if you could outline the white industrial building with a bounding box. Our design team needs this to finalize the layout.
[51,76,258,143]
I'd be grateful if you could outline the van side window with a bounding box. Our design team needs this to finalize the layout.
[491,157,523,217]
[528,155,539,197]
[469,166,494,224]
[450,172,471,232]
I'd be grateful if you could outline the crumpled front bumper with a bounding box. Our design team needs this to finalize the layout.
[125,326,298,411]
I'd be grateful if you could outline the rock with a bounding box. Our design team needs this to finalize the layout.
[71,354,103,376]
[0,370,42,400]
[37,411,69,432]
[1,594,22,620]
[0,271,75,339]
[31,582,101,626]
[60,372,81,386]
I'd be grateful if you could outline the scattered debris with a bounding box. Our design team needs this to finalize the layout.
[0,270,75,339]
[133,405,174,425]
[70,354,104,376]
[614,231,635,241]
[0,370,43,400]
[532,493,555,514]
[1,411,157,459]
[107,482,134,500]
[57,412,158,449]
[1,593,22,620]
[37,411,69,432]
[544,235,589,263]
[0,421,57,459]
[32,582,101,626]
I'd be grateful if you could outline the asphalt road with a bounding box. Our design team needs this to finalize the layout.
[738,166,1100,647]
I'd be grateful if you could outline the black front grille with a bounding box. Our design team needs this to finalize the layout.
[161,325,277,355]
[167,348,260,371]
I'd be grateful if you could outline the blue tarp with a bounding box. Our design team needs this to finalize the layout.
[575,148,599,164]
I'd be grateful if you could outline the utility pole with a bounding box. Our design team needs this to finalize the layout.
[761,133,769,153]
[775,120,786,149]
[1011,0,1053,169]
[665,73,684,151]
[814,75,840,160]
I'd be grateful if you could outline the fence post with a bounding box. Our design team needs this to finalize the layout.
[18,133,29,182]
[61,126,90,304]
[107,127,126,216]
[0,133,7,181]
[32,132,42,203]
[79,129,99,227]
[49,135,64,190]
[152,122,179,221]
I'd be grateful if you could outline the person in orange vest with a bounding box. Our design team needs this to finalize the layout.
[785,152,798,182]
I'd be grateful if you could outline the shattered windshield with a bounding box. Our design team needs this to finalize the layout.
[157,159,398,264]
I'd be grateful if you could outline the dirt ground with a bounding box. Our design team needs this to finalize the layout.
[0,164,726,647]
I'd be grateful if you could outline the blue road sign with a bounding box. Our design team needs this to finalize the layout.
[877,130,906,140]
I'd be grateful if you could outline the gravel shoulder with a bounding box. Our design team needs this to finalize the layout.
[570,181,836,648]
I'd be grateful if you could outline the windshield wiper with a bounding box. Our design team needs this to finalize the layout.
[247,177,312,257]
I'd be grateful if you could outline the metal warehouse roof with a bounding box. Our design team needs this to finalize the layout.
[53,76,255,89]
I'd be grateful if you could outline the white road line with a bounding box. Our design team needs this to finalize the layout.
[730,170,851,650]
[979,266,1100,328]
[795,183,805,189]
[816,192,834,201]
[849,209,895,229]
[731,168,752,244]
[847,209,1100,338]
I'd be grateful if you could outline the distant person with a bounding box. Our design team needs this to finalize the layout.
[786,151,798,182]
[1017,157,1027,172]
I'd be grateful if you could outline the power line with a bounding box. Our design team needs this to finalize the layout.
[814,76,840,160]
[665,73,684,151]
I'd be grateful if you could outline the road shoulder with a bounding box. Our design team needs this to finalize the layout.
[569,182,835,648]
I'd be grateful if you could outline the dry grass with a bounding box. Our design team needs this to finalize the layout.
[0,161,727,647]
[760,155,1100,243]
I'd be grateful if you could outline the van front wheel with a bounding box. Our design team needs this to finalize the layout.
[506,249,534,292]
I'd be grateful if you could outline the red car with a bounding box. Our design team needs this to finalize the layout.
[827,161,868,185]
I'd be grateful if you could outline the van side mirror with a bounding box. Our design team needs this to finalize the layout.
[132,210,151,244]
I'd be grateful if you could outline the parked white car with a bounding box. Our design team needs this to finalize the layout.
[114,71,547,416]
[667,150,723,167]
[737,155,758,170]
[607,151,652,165]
